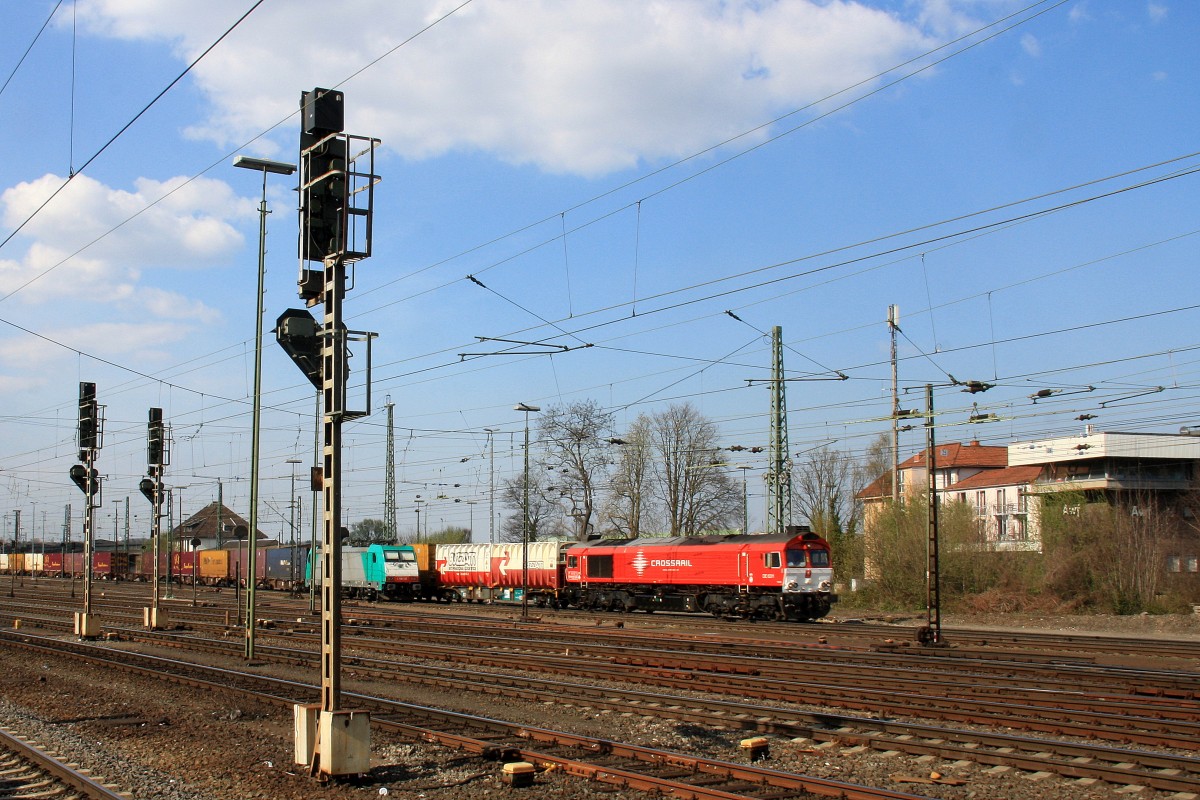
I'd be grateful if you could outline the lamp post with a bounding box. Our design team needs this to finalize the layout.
[233,154,296,660]
[514,403,540,619]
[310,389,319,614]
[286,458,302,588]
[465,500,478,541]
[484,428,496,545]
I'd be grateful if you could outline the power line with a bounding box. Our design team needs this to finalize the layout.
[0,0,268,269]
[0,0,65,101]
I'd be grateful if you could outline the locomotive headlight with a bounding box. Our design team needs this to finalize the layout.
[785,580,799,592]
[818,580,832,592]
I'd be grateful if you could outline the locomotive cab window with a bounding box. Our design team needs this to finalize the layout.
[567,555,578,569]
[786,550,807,568]
[764,552,781,568]
[809,550,830,568]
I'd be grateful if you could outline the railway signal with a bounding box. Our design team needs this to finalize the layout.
[290,87,380,778]
[68,465,100,497]
[71,381,103,639]
[141,408,169,630]
[77,381,99,459]
[147,408,169,467]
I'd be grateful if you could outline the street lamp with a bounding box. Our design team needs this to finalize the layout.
[484,428,496,544]
[514,403,540,619]
[286,458,303,588]
[233,154,296,661]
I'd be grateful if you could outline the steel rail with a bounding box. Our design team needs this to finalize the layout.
[0,630,934,800]
[8,610,1200,792]
[4,601,1197,747]
[134,628,1200,793]
[0,724,131,800]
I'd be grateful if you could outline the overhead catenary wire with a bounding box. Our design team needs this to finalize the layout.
[4,3,1195,525]
[0,0,65,101]
[0,0,269,270]
[2,1,1180,431]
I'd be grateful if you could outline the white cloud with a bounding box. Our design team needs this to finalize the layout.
[135,286,220,323]
[74,0,939,176]
[0,320,195,371]
[1020,33,1041,58]
[1147,3,1168,23]
[0,172,243,306]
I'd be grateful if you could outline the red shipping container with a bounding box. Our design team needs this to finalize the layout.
[92,551,112,575]
[172,551,199,579]
[44,553,64,573]
[63,552,84,576]
[225,547,268,586]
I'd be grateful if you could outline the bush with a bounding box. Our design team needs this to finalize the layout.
[859,489,1183,615]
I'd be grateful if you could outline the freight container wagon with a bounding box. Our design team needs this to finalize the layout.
[25,553,44,574]
[407,543,439,600]
[225,547,268,588]
[172,551,199,583]
[44,553,64,575]
[434,542,567,604]
[91,551,114,579]
[198,549,230,585]
[263,545,307,589]
[64,552,85,578]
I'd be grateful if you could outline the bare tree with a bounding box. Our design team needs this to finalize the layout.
[499,472,565,543]
[646,403,740,535]
[537,400,615,540]
[602,415,655,538]
[793,446,860,538]
[859,432,893,498]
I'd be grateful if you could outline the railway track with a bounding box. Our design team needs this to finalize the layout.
[0,629,933,800]
[5,596,1200,793]
[130,626,1200,794]
[13,595,1198,744]
[0,724,131,800]
[5,584,1199,793]
[14,580,1200,661]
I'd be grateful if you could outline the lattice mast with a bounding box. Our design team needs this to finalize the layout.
[766,325,792,535]
[384,397,397,542]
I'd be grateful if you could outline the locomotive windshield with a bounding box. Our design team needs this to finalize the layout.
[785,550,807,568]
[809,550,830,568]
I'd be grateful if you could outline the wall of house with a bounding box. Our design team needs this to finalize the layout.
[948,485,1041,552]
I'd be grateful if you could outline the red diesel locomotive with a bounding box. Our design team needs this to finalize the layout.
[560,527,835,621]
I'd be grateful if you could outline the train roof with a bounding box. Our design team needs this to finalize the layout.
[570,530,826,549]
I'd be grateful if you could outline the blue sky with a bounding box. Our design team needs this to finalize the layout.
[1,0,1196,542]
